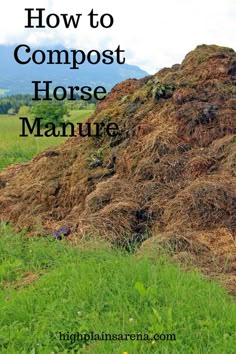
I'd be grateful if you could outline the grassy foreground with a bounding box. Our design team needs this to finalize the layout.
[0,110,93,171]
[0,224,235,353]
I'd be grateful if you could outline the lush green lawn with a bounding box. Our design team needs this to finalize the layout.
[0,224,235,353]
[0,110,93,171]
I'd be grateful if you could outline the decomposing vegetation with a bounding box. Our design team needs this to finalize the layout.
[0,44,235,293]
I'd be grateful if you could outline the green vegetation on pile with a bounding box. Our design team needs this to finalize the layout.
[0,223,235,353]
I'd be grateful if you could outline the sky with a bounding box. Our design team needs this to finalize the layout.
[0,0,235,74]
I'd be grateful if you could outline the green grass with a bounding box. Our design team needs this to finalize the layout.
[0,110,93,171]
[0,223,235,353]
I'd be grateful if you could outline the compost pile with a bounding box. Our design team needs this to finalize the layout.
[0,45,235,292]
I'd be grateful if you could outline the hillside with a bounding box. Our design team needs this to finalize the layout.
[0,45,148,95]
[0,44,235,293]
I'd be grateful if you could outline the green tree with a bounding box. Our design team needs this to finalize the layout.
[31,101,68,127]
[18,105,31,116]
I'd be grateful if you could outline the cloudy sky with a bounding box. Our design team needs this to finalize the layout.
[0,0,235,73]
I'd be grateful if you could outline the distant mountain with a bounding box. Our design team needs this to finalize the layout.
[0,45,148,96]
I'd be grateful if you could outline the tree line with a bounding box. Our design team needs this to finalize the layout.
[0,94,33,114]
[0,94,96,115]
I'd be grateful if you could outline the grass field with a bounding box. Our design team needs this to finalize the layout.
[0,224,235,353]
[0,110,93,171]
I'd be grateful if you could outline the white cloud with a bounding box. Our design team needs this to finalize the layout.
[0,0,235,73]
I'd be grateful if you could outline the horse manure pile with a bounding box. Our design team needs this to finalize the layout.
[0,44,235,293]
